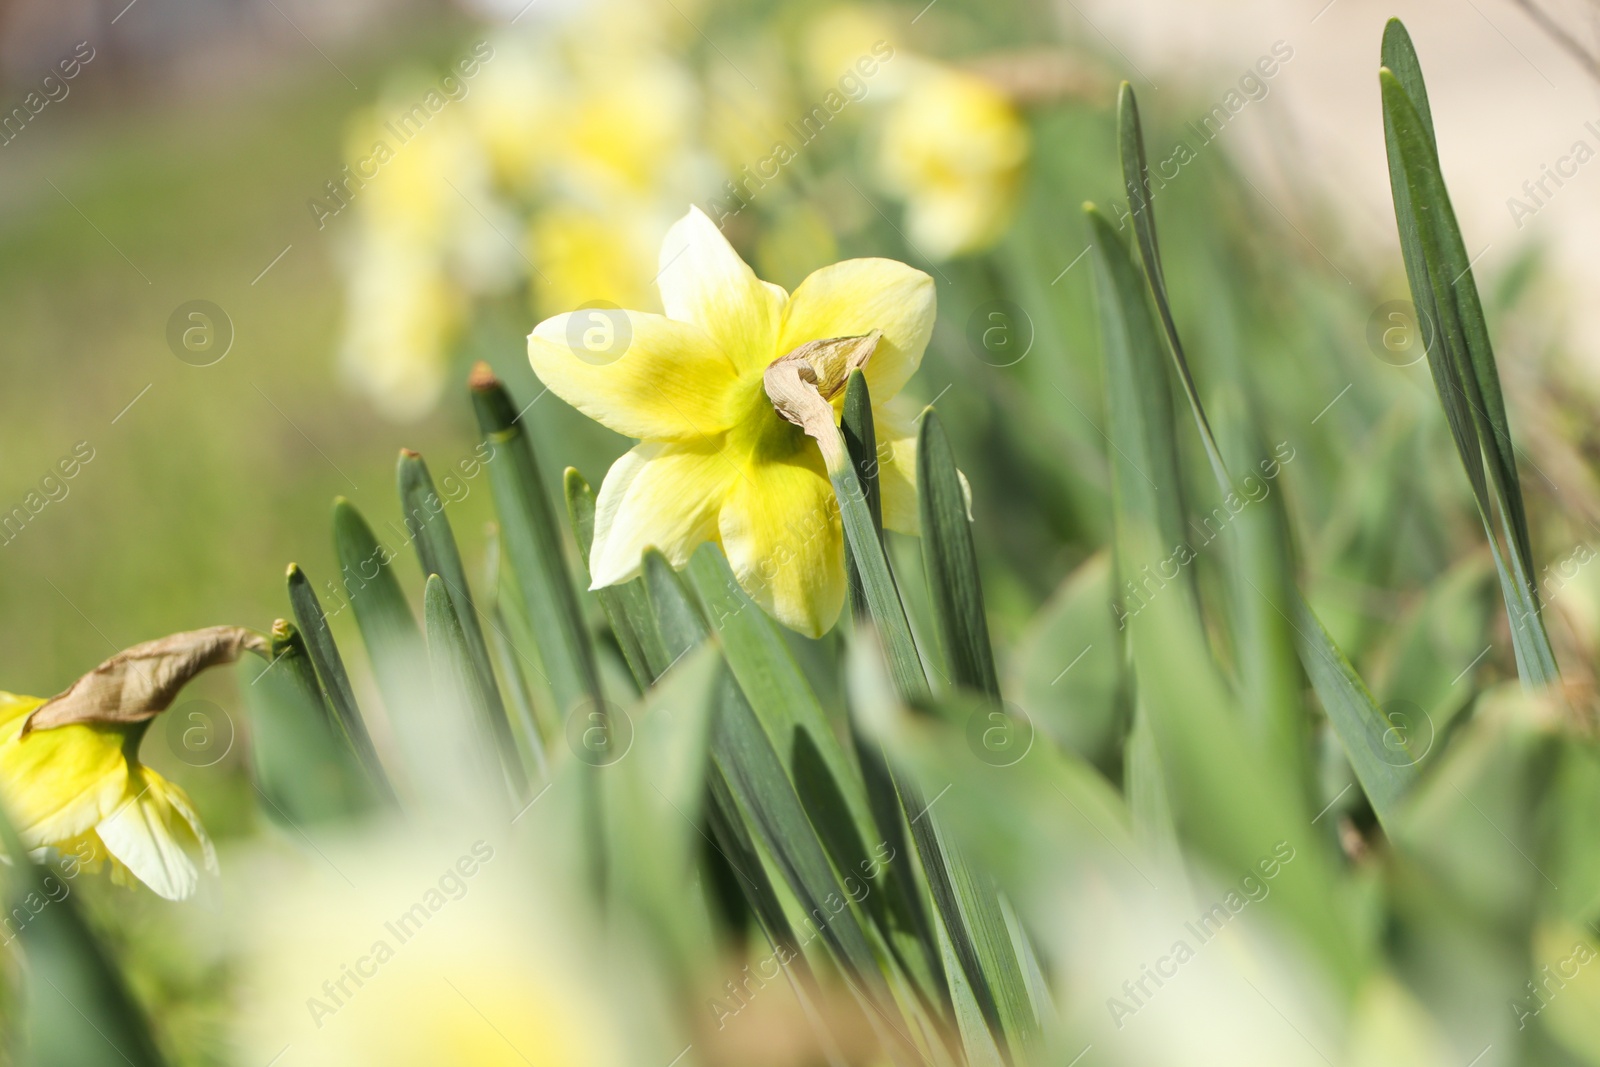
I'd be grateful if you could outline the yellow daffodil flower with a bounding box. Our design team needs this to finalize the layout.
[0,693,216,901]
[878,64,1029,260]
[0,627,260,900]
[529,206,935,637]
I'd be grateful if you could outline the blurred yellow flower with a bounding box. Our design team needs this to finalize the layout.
[232,831,641,1067]
[878,64,1029,260]
[803,6,906,96]
[529,206,934,637]
[528,201,664,315]
[340,242,465,423]
[0,691,216,901]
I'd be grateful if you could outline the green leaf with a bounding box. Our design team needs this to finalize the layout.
[826,380,1040,1058]
[826,378,928,703]
[285,562,393,800]
[1114,86,1420,831]
[399,449,527,792]
[241,619,377,825]
[1378,36,1558,687]
[1117,83,1231,493]
[1008,552,1125,775]
[478,523,551,781]
[1084,205,1199,622]
[842,369,885,620]
[641,560,892,979]
[1087,199,1361,988]
[937,917,1007,1067]
[1117,84,1313,795]
[331,496,431,731]
[603,643,722,980]
[563,466,669,689]
[679,547,947,1012]
[470,363,603,718]
[423,574,511,802]
[683,547,879,852]
[918,411,998,698]
[0,806,170,1067]
[1292,597,1420,824]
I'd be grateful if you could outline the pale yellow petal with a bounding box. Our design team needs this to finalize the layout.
[875,398,923,536]
[657,206,784,374]
[876,398,972,536]
[777,258,935,402]
[718,450,846,638]
[529,310,741,441]
[95,767,208,901]
[0,718,129,848]
[0,692,41,732]
[589,441,738,588]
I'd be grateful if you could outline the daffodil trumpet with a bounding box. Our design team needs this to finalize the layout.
[0,626,264,900]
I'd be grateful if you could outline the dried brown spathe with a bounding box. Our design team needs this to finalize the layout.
[762,330,880,469]
[23,626,267,736]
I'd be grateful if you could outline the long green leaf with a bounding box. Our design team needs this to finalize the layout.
[825,385,1041,1056]
[1087,200,1361,989]
[682,546,946,1015]
[1293,597,1419,818]
[1115,85,1416,829]
[911,410,1044,1058]
[642,559,894,992]
[563,466,667,691]
[1378,27,1558,687]
[399,449,526,792]
[1117,83,1313,797]
[0,805,169,1066]
[842,369,885,620]
[423,574,509,802]
[469,363,603,718]
[285,562,393,799]
[918,411,999,698]
[241,619,377,825]
[825,382,928,703]
[332,497,431,729]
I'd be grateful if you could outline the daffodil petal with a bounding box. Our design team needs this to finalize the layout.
[0,692,40,735]
[778,258,935,402]
[95,768,207,901]
[590,440,737,587]
[529,310,741,441]
[657,206,784,374]
[876,398,972,535]
[0,720,129,847]
[876,399,923,536]
[718,450,845,638]
[151,769,218,875]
